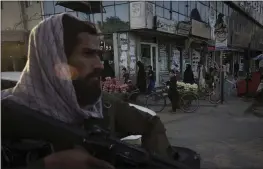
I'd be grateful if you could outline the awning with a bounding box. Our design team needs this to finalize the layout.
[56,1,104,14]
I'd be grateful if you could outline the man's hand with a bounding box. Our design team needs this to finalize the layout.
[44,148,114,169]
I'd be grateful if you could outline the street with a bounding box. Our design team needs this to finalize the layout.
[159,98,263,169]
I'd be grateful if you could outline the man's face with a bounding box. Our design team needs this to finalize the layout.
[68,32,104,107]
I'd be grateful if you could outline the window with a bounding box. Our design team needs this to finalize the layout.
[103,6,115,22]
[164,9,170,19]
[172,12,178,22]
[178,1,187,15]
[156,6,164,17]
[179,14,186,22]
[188,1,196,17]
[115,3,129,30]
[216,1,222,13]
[94,13,102,25]
[164,1,170,9]
[210,1,216,10]
[102,1,114,6]
[25,1,33,8]
[198,2,206,22]
[229,6,233,16]
[115,1,127,5]
[156,1,163,7]
[223,3,229,16]
[43,1,55,15]
[172,1,178,12]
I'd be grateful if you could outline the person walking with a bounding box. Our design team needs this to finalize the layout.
[183,64,195,84]
[136,61,147,93]
[101,60,115,80]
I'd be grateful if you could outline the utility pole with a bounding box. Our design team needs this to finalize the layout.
[220,50,224,104]
[245,42,251,97]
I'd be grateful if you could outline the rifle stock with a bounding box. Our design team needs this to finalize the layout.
[2,100,193,169]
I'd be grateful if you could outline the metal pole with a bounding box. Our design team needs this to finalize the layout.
[245,42,251,97]
[220,51,224,104]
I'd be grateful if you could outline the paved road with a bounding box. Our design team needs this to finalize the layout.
[158,98,263,169]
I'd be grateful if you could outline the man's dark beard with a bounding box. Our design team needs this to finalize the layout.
[72,69,102,107]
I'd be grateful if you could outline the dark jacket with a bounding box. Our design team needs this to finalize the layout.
[183,68,195,84]
[136,62,147,92]
[2,92,168,169]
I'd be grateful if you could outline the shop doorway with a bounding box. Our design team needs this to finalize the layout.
[140,43,159,86]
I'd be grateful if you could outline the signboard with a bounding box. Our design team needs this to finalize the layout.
[214,14,228,49]
[154,16,176,34]
[177,21,191,36]
[130,2,154,29]
[191,19,211,39]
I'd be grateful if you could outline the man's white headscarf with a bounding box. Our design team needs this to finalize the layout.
[1,13,103,123]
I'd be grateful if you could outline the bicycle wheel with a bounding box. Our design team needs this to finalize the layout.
[209,90,221,104]
[180,93,199,113]
[146,92,166,112]
[128,91,145,106]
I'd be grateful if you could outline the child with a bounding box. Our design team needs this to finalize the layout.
[122,67,130,84]
[147,65,155,94]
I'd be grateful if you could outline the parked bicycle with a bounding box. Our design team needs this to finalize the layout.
[145,82,200,113]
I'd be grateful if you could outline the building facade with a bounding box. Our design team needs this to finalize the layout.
[1,1,43,71]
[3,1,263,84]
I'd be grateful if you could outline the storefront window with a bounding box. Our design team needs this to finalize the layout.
[172,12,178,21]
[115,3,129,31]
[172,1,178,12]
[44,1,55,15]
[156,6,164,17]
[164,9,170,19]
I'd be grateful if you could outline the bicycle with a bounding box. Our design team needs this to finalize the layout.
[124,87,166,113]
[147,82,200,113]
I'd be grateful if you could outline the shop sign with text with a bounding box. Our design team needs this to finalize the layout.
[154,16,176,34]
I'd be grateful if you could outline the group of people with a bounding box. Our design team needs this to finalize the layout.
[122,61,156,94]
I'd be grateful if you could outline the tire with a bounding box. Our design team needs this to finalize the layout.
[146,92,166,112]
[209,90,221,104]
[180,93,199,113]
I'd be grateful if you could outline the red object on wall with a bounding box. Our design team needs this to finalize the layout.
[237,72,261,96]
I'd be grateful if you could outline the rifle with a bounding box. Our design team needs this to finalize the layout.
[2,100,194,169]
